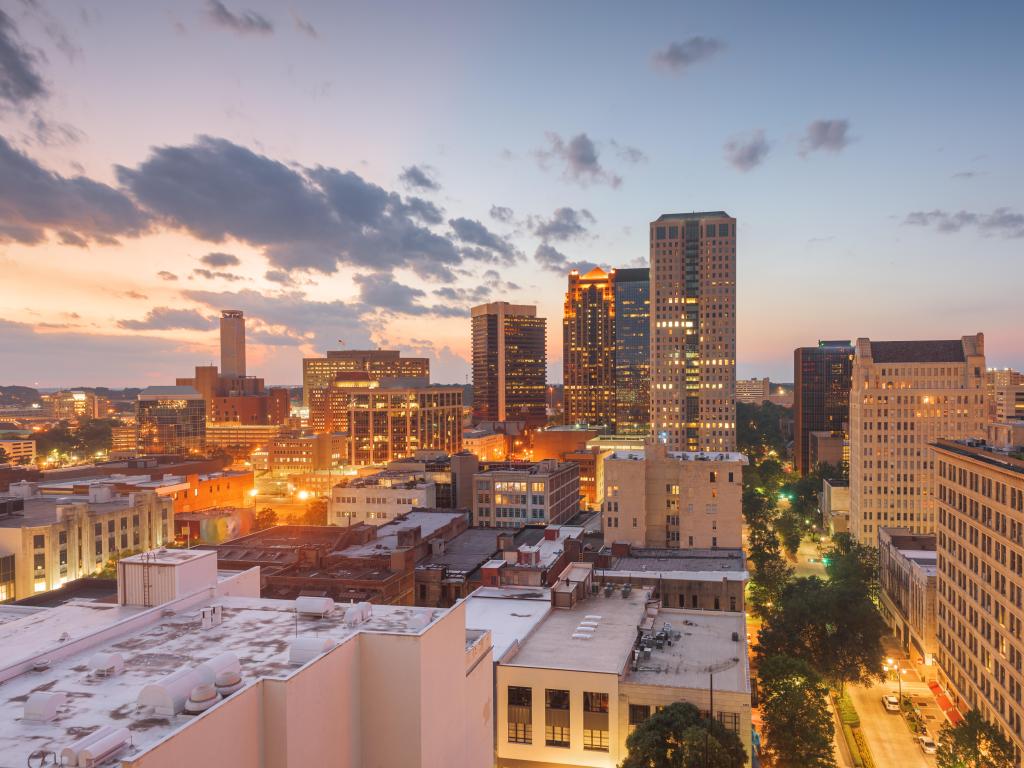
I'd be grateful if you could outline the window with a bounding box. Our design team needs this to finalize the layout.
[33,534,45,549]
[584,728,609,751]
[545,689,570,747]
[629,703,650,733]
[584,692,608,713]
[507,686,532,744]
[33,553,45,572]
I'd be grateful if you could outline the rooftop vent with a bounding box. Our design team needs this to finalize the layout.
[215,669,244,696]
[23,691,66,723]
[183,683,221,715]
[90,652,124,678]
[77,727,130,767]
[344,601,372,627]
[409,611,432,630]
[289,636,336,665]
[571,632,592,640]
[61,726,119,766]
[296,596,335,617]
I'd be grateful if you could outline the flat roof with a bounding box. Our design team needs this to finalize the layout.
[607,547,747,577]
[609,450,748,463]
[0,496,133,528]
[340,510,464,556]
[869,339,965,363]
[0,595,447,766]
[653,211,731,222]
[464,587,552,661]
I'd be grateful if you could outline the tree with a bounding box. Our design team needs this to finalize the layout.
[0,447,8,464]
[758,655,836,768]
[621,701,747,768]
[937,709,1015,768]
[748,555,793,619]
[301,499,328,526]
[254,507,278,531]
[824,533,879,602]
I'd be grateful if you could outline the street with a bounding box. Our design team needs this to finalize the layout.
[847,678,937,768]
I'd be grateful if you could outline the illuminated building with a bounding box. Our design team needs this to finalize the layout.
[302,349,430,406]
[650,212,736,452]
[985,368,1023,420]
[44,390,109,422]
[136,386,206,455]
[204,423,281,453]
[877,527,937,670]
[563,268,615,430]
[463,427,508,461]
[793,341,854,475]
[735,377,770,405]
[612,267,651,435]
[472,460,579,527]
[471,302,547,427]
[0,439,35,465]
[219,309,246,377]
[848,335,987,545]
[933,438,1024,754]
[330,470,436,526]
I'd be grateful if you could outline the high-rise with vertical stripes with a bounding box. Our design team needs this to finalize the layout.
[650,212,737,452]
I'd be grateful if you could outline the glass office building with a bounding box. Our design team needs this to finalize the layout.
[613,268,650,434]
[136,386,207,455]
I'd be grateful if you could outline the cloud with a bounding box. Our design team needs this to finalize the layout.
[0,8,47,105]
[800,119,852,156]
[117,307,215,331]
[610,140,647,164]
[489,205,514,223]
[200,251,240,267]
[432,285,491,304]
[123,290,148,300]
[399,164,440,192]
[448,217,518,264]
[724,130,770,171]
[264,269,294,285]
[532,207,595,241]
[354,273,466,317]
[115,135,462,281]
[157,271,178,281]
[651,37,725,73]
[192,268,243,281]
[290,9,317,38]
[535,132,621,188]
[0,135,150,245]
[903,208,1024,238]
[533,244,602,274]
[952,170,985,180]
[58,229,87,247]
[206,1,274,35]
[399,196,444,225]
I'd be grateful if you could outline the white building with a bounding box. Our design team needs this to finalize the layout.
[330,469,436,526]
[473,459,580,528]
[0,548,493,768]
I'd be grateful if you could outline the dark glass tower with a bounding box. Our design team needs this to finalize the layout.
[793,340,854,475]
[613,267,650,434]
[471,302,547,426]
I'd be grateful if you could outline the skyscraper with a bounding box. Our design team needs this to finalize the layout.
[793,341,854,475]
[613,267,650,434]
[136,386,207,455]
[563,268,615,429]
[649,212,737,452]
[848,335,987,545]
[471,302,546,426]
[219,310,246,378]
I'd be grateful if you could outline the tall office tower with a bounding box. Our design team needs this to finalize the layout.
[136,386,207,455]
[219,310,246,378]
[649,212,737,452]
[302,350,430,405]
[933,437,1024,756]
[613,267,651,434]
[471,302,546,426]
[793,341,855,475]
[848,335,987,545]
[563,268,615,429]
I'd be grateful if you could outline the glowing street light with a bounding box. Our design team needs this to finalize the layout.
[297,490,310,501]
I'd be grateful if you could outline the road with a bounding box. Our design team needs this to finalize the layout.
[791,536,828,578]
[848,679,936,768]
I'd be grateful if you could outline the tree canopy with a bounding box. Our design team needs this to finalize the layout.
[621,701,747,768]
[758,655,836,768]
[937,709,1015,768]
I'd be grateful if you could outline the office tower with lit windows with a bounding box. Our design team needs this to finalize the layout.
[613,267,651,434]
[136,386,207,455]
[848,335,987,545]
[793,341,854,476]
[563,268,615,429]
[219,310,246,378]
[649,212,736,452]
[471,302,546,427]
[302,350,430,405]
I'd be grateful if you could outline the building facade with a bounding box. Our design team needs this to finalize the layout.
[933,438,1024,755]
[302,349,430,405]
[650,212,736,452]
[473,460,580,528]
[793,341,854,476]
[849,336,987,545]
[735,377,770,405]
[0,439,35,465]
[219,309,246,378]
[44,390,109,422]
[472,302,547,426]
[878,527,937,671]
[563,268,616,430]
[602,441,745,550]
[136,386,207,456]
[986,369,1024,421]
[613,268,651,435]
[330,472,437,526]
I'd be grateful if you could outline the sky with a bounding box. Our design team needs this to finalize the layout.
[0,0,1022,388]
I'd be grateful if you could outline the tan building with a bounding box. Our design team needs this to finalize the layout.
[650,212,736,452]
[302,349,430,405]
[466,563,752,768]
[44,390,109,422]
[0,439,35,465]
[820,478,850,535]
[204,423,281,453]
[603,440,745,550]
[878,527,937,672]
[993,385,1024,422]
[986,368,1023,420]
[0,484,171,601]
[330,471,436,526]
[809,430,847,469]
[735,377,770,404]
[933,438,1024,753]
[463,427,508,461]
[472,460,580,528]
[849,335,987,545]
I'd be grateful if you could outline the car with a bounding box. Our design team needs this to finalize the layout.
[882,695,900,712]
[918,735,937,754]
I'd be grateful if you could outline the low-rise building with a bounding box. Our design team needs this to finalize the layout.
[808,430,847,470]
[330,470,437,526]
[878,527,937,672]
[43,389,110,422]
[735,377,770,404]
[464,427,508,461]
[204,423,281,453]
[473,460,580,528]
[603,441,746,550]
[0,439,35,465]
[174,507,255,545]
[820,478,850,535]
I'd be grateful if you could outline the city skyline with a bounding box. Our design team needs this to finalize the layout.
[2,1,1023,388]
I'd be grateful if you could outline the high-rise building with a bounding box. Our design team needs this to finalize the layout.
[848,335,987,545]
[136,386,207,455]
[563,268,615,429]
[985,369,1024,422]
[219,309,246,378]
[933,438,1024,755]
[471,302,546,426]
[613,267,651,434]
[650,212,736,452]
[793,341,854,475]
[302,350,430,405]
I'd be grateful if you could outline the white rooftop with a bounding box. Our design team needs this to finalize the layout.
[609,450,748,463]
[340,510,464,556]
[463,587,551,661]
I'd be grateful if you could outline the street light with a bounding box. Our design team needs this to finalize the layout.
[883,658,908,703]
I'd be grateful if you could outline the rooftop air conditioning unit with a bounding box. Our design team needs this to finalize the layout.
[23,691,66,722]
[77,728,130,767]
[289,636,336,666]
[296,596,335,617]
[90,652,124,678]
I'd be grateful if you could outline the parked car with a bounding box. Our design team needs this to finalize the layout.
[882,694,900,712]
[918,735,937,754]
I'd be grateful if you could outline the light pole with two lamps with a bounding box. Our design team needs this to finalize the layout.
[883,657,907,704]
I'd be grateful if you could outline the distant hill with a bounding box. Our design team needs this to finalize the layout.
[0,386,41,407]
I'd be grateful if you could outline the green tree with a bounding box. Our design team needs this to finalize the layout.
[758,655,836,768]
[937,709,1015,768]
[748,555,793,619]
[254,507,278,531]
[621,701,746,768]
[301,499,328,526]
[0,447,8,464]
[824,533,879,602]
